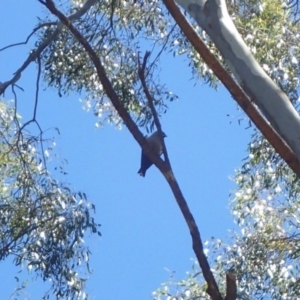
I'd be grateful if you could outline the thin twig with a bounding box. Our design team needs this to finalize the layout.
[0,22,56,52]
[34,56,47,168]
[149,24,177,71]
[137,51,171,169]
[11,85,19,122]
[34,57,41,120]
[8,57,46,169]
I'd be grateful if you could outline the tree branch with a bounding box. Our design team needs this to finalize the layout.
[41,1,224,299]
[225,273,237,300]
[40,0,167,172]
[0,22,56,52]
[0,0,98,95]
[137,50,223,299]
[162,0,300,178]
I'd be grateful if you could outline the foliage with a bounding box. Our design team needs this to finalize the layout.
[37,0,300,297]
[3,0,300,298]
[40,0,178,129]
[40,0,300,128]
[0,100,101,299]
[228,2,300,297]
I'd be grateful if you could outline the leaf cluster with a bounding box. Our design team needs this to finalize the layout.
[0,100,101,299]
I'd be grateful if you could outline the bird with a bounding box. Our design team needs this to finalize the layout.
[138,131,167,177]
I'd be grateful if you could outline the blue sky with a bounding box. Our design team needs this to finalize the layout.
[1,1,251,299]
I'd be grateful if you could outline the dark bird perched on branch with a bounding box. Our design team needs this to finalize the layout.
[138,131,167,177]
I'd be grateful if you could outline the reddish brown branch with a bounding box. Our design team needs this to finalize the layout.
[138,53,223,297]
[42,1,224,299]
[162,0,300,178]
[137,52,222,299]
[40,0,166,173]
[166,176,224,300]
[225,273,237,300]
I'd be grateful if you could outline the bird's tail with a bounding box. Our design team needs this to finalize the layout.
[137,169,145,177]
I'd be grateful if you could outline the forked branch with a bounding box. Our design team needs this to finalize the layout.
[162,0,300,179]
[0,0,98,95]
[41,1,224,298]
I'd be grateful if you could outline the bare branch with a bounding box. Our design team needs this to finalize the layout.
[34,57,41,120]
[162,0,300,179]
[0,22,56,52]
[169,177,225,299]
[225,273,237,300]
[7,57,47,171]
[137,51,171,170]
[39,0,167,172]
[149,24,177,71]
[137,51,223,299]
[42,1,224,299]
[0,28,59,96]
[34,56,47,168]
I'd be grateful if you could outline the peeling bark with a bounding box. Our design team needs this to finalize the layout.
[175,0,300,160]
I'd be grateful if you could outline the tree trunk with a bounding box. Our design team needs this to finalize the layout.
[175,0,300,159]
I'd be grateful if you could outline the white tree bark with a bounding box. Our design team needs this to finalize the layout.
[175,0,300,159]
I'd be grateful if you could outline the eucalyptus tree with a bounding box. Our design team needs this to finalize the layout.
[2,0,300,299]
[0,100,100,299]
